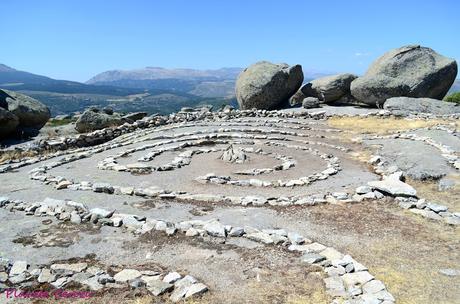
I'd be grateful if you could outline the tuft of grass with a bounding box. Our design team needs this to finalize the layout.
[286,289,329,304]
[407,175,460,211]
[328,117,458,135]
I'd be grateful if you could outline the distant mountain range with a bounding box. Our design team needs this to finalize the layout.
[86,67,243,98]
[0,64,139,96]
[0,64,239,115]
[1,63,458,116]
[86,66,333,97]
[87,67,242,83]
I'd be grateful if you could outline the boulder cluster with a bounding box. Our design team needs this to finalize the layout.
[0,89,50,138]
[75,107,147,133]
[235,45,458,111]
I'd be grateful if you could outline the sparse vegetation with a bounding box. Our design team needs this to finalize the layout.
[0,149,38,164]
[444,91,460,104]
[407,175,460,211]
[47,118,74,127]
[328,116,459,134]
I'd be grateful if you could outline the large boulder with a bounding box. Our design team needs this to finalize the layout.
[289,73,357,106]
[304,73,357,103]
[236,61,303,110]
[75,108,123,133]
[383,97,460,116]
[351,45,458,107]
[0,89,50,130]
[0,107,19,138]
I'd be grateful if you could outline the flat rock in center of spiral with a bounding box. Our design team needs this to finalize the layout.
[220,145,248,164]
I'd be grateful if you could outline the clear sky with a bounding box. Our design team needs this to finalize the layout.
[1,0,459,82]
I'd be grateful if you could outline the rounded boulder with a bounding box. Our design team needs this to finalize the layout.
[351,45,458,107]
[236,61,303,110]
[75,109,123,133]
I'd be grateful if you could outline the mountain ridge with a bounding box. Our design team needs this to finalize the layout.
[0,63,237,115]
[87,67,243,84]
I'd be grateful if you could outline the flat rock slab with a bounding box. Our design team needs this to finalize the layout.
[384,97,460,116]
[368,177,417,197]
[411,129,460,152]
[365,138,453,180]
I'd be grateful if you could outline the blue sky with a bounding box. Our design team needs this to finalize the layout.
[1,0,459,82]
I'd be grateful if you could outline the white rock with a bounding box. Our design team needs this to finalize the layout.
[342,271,374,288]
[368,176,416,197]
[184,283,208,298]
[362,280,386,294]
[228,227,245,237]
[114,269,142,282]
[356,186,372,194]
[89,208,114,218]
[51,263,87,273]
[163,272,182,284]
[245,232,273,244]
[10,261,28,276]
[203,220,226,237]
[320,247,344,261]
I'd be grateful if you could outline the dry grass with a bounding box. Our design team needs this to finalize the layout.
[328,117,459,135]
[286,289,329,304]
[242,270,328,304]
[407,175,460,210]
[369,238,460,304]
[0,149,39,164]
[294,201,460,304]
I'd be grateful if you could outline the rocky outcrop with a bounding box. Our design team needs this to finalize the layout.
[236,61,303,110]
[75,108,124,133]
[351,45,458,107]
[305,74,357,103]
[0,89,50,137]
[383,97,460,116]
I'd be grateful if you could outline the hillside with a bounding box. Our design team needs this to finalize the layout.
[86,67,242,98]
[0,64,235,115]
[0,64,140,96]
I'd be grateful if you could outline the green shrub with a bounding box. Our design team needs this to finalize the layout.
[47,118,73,126]
[444,92,460,104]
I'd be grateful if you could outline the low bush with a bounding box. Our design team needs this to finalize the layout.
[444,92,460,104]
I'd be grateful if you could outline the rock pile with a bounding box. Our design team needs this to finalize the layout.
[0,256,207,302]
[220,145,248,163]
[291,73,358,106]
